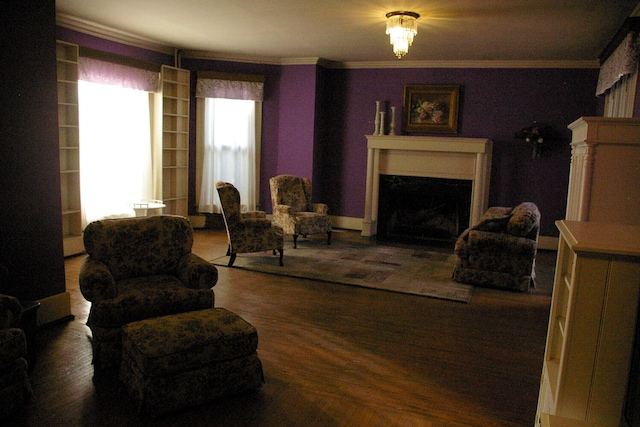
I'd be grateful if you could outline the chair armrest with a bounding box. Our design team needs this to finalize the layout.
[241,217,275,231]
[241,211,267,220]
[309,203,328,215]
[273,204,294,215]
[0,295,22,329]
[79,257,117,302]
[177,253,219,289]
[0,328,27,362]
[467,230,537,255]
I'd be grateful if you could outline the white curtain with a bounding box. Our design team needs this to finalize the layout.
[199,98,257,213]
[78,80,153,225]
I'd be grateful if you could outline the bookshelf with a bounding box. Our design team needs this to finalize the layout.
[56,41,84,256]
[536,220,640,426]
[160,65,190,217]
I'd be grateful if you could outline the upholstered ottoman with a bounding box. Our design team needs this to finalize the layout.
[119,308,264,416]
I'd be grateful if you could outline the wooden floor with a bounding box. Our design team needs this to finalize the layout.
[20,229,554,427]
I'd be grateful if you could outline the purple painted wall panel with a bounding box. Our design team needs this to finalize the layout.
[276,65,317,179]
[56,27,174,65]
[1,0,66,300]
[324,67,600,236]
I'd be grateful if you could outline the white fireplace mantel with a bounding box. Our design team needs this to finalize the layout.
[362,134,493,237]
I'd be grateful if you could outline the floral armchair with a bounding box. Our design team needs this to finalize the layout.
[452,202,540,292]
[0,294,33,418]
[215,181,284,267]
[269,174,332,248]
[79,215,218,369]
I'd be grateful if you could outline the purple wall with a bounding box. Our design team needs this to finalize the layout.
[316,67,600,237]
[276,65,317,179]
[0,0,66,300]
[56,28,602,238]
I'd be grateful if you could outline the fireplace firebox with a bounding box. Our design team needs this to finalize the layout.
[377,175,472,243]
[362,135,493,239]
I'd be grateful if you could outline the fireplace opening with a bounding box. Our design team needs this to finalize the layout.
[377,175,472,244]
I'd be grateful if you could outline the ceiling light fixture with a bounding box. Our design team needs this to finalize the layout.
[385,11,420,59]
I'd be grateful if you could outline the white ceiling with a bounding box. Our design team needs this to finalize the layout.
[55,0,639,64]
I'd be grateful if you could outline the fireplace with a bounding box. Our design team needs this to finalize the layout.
[362,135,492,239]
[377,175,472,243]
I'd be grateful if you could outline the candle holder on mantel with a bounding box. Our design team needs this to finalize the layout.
[373,101,381,135]
[379,112,386,135]
[389,106,396,135]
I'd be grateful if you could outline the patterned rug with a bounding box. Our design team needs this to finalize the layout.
[211,238,473,303]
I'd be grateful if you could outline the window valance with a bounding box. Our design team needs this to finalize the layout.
[596,30,640,95]
[79,57,161,93]
[196,72,264,101]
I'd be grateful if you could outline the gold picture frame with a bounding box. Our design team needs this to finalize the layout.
[402,84,460,134]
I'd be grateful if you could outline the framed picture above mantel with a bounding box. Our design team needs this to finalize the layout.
[402,84,460,134]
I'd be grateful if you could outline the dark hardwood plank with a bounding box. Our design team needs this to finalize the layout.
[21,229,553,427]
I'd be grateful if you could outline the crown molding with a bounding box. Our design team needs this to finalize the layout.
[337,59,600,69]
[57,14,600,70]
[56,13,174,55]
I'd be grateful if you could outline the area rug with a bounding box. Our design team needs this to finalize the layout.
[211,239,473,303]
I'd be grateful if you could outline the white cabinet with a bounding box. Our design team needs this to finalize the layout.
[56,41,84,256]
[536,220,640,426]
[566,117,640,225]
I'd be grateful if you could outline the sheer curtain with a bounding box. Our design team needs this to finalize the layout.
[78,80,153,225]
[196,75,264,214]
[198,98,257,213]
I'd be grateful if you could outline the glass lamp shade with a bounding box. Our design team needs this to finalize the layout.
[385,11,419,59]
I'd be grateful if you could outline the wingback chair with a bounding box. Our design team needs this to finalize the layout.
[79,215,218,369]
[269,174,332,248]
[452,202,540,292]
[0,294,33,418]
[215,181,284,267]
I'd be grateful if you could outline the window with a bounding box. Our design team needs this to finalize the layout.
[78,81,154,224]
[197,98,260,213]
[195,74,264,214]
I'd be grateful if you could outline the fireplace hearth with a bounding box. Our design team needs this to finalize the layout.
[377,175,472,243]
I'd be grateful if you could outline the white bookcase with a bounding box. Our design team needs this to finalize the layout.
[160,65,190,217]
[536,220,640,426]
[56,41,84,256]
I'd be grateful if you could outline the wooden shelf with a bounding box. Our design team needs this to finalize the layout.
[160,65,190,216]
[56,41,84,257]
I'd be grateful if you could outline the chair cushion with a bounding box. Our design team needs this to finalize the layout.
[83,216,193,281]
[474,206,512,232]
[88,276,213,327]
[121,308,258,377]
[505,202,540,237]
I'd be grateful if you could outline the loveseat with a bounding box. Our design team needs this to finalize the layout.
[79,215,218,369]
[452,202,540,292]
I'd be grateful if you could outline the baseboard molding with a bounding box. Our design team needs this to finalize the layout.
[537,235,559,251]
[37,292,73,327]
[189,215,207,229]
